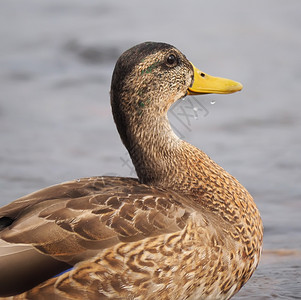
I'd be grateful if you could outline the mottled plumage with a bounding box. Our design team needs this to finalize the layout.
[0,42,263,299]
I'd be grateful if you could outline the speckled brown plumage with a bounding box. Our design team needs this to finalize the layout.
[0,42,263,299]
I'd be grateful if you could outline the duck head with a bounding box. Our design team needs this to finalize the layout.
[111,42,242,114]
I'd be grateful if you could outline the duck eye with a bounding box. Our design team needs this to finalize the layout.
[166,54,177,66]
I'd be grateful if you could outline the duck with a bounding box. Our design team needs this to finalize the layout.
[0,42,263,300]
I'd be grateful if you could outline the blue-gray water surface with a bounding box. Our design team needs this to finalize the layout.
[0,1,300,298]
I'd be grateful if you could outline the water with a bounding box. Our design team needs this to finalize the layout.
[0,1,301,298]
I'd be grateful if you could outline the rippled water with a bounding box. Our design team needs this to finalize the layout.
[0,1,300,298]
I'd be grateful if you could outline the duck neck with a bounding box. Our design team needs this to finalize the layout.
[115,106,182,184]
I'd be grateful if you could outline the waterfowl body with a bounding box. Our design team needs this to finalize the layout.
[0,42,263,299]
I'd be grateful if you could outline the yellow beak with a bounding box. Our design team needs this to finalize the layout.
[187,63,243,95]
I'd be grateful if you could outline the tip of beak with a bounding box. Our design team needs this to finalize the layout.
[227,81,243,93]
[234,82,243,92]
[237,82,243,91]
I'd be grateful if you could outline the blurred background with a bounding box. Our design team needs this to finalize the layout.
[0,0,300,298]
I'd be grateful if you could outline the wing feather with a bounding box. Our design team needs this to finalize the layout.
[0,176,192,296]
